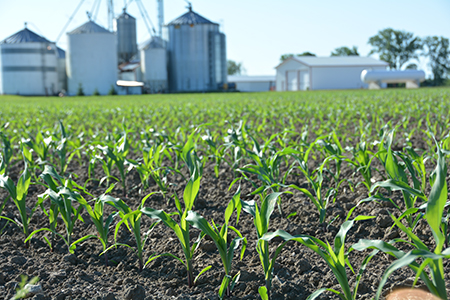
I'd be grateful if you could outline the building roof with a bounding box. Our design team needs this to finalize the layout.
[168,7,217,26]
[276,56,389,69]
[141,36,166,50]
[117,10,135,20]
[0,28,51,44]
[228,75,276,82]
[68,21,111,35]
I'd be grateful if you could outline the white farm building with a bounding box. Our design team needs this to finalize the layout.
[276,56,389,91]
[227,75,276,92]
[0,27,60,95]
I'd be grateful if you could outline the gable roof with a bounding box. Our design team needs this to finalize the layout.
[0,28,51,44]
[168,9,217,26]
[68,21,111,35]
[276,56,389,69]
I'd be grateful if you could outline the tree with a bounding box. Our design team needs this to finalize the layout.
[280,52,316,62]
[423,36,450,86]
[227,60,242,75]
[331,46,359,56]
[368,28,422,69]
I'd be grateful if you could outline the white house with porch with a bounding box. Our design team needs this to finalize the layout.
[275,56,388,91]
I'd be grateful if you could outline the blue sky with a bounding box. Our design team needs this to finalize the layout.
[1,0,449,76]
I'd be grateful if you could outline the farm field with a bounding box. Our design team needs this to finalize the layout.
[1,88,450,300]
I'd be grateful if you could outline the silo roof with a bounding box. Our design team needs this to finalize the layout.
[0,28,51,44]
[141,36,166,49]
[118,11,136,20]
[168,9,217,26]
[68,21,111,35]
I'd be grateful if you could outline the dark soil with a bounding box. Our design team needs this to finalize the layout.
[0,144,449,300]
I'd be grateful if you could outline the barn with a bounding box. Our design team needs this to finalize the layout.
[275,56,388,91]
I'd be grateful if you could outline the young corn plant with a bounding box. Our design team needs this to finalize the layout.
[352,143,450,300]
[134,144,172,196]
[290,154,338,224]
[22,131,53,168]
[67,185,118,265]
[102,192,160,271]
[98,130,134,196]
[239,133,298,217]
[345,140,376,194]
[372,128,428,229]
[140,146,206,287]
[202,129,227,178]
[259,215,376,300]
[0,131,14,175]
[53,121,69,174]
[316,131,346,186]
[26,165,84,253]
[240,192,284,300]
[0,161,41,247]
[186,188,246,299]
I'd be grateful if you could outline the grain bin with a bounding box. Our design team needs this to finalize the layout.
[140,36,168,93]
[167,5,226,92]
[66,21,118,96]
[115,9,138,64]
[0,26,58,95]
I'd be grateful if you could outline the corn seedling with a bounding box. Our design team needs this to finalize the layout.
[102,192,160,271]
[98,130,133,196]
[260,215,376,300]
[239,133,298,217]
[345,140,376,193]
[22,131,53,168]
[12,275,40,300]
[0,161,41,247]
[26,165,85,253]
[289,155,338,224]
[352,143,450,300]
[186,188,246,298]
[67,185,118,265]
[0,131,14,175]
[240,192,283,300]
[134,144,172,196]
[141,147,205,287]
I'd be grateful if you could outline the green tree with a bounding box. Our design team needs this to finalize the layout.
[368,28,422,69]
[280,52,316,62]
[423,36,450,86]
[227,60,242,75]
[331,46,359,56]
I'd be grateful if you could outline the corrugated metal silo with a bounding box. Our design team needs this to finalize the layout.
[167,6,227,92]
[0,27,59,95]
[56,47,67,92]
[141,36,168,93]
[115,9,138,64]
[66,21,118,96]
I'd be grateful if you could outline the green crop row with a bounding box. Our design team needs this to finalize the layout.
[1,89,450,299]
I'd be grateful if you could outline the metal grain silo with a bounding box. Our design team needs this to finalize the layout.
[167,6,227,92]
[66,21,118,96]
[0,26,58,95]
[114,9,138,64]
[141,37,168,93]
[56,47,67,92]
